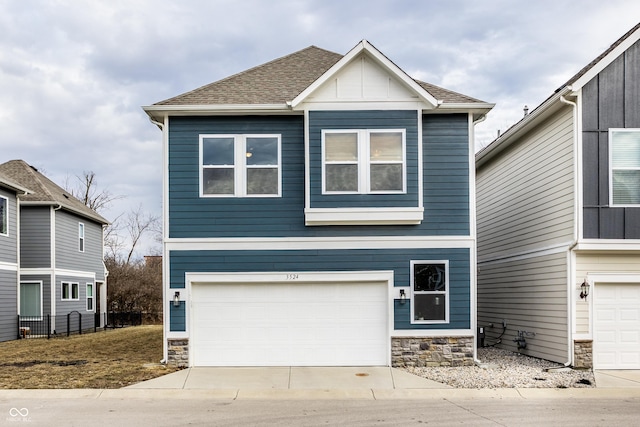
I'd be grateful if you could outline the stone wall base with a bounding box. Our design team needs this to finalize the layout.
[391,336,475,367]
[573,340,593,369]
[167,339,189,368]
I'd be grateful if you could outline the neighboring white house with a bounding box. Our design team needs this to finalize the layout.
[476,23,640,369]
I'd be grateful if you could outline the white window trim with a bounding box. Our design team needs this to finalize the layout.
[609,128,640,207]
[62,281,80,301]
[19,281,43,319]
[410,260,449,324]
[321,129,406,195]
[199,134,282,198]
[78,223,85,252]
[86,283,94,312]
[0,195,7,236]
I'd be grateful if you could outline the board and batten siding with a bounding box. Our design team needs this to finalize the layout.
[168,247,471,331]
[20,207,51,268]
[575,253,640,335]
[582,39,640,239]
[0,188,18,263]
[167,113,472,239]
[477,252,569,363]
[477,106,575,260]
[54,211,105,280]
[0,269,17,341]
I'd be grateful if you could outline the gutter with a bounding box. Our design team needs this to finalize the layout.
[476,87,573,168]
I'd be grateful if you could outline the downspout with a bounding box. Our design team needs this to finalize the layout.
[471,113,486,364]
[560,94,579,367]
[150,116,168,364]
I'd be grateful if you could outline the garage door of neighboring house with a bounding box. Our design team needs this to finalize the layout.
[190,281,389,366]
[593,283,640,369]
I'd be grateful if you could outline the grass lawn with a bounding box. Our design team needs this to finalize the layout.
[0,325,180,389]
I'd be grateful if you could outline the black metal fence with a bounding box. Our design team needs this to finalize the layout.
[17,311,142,339]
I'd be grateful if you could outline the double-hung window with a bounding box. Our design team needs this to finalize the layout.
[78,223,85,252]
[322,129,405,194]
[610,129,640,206]
[62,282,79,301]
[0,195,7,236]
[86,283,94,311]
[200,134,281,197]
[410,261,449,324]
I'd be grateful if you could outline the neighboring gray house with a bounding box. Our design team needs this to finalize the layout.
[0,171,31,341]
[476,24,640,369]
[0,160,109,337]
[144,40,493,367]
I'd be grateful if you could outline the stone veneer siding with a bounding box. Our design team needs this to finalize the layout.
[167,339,189,367]
[573,340,593,369]
[391,336,475,367]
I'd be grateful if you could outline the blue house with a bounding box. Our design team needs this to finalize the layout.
[144,41,493,367]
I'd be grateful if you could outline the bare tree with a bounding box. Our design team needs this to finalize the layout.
[123,204,161,265]
[65,171,123,213]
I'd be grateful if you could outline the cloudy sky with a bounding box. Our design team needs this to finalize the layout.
[1,1,638,256]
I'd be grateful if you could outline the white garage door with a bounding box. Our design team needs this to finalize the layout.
[190,281,388,366]
[593,283,640,369]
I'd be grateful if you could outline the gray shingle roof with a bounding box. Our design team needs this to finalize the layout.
[153,45,488,106]
[0,160,109,224]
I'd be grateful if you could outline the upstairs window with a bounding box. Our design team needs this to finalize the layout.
[0,196,7,236]
[322,129,405,194]
[610,129,640,206]
[78,223,85,252]
[200,134,281,197]
[410,261,449,324]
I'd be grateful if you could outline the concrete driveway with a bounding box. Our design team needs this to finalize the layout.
[594,370,640,387]
[126,366,449,393]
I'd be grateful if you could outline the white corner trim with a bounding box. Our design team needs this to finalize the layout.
[304,207,424,226]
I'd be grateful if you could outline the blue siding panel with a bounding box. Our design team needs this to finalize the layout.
[169,301,186,332]
[169,248,470,330]
[168,113,471,238]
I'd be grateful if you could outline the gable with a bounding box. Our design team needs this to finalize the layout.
[307,53,421,104]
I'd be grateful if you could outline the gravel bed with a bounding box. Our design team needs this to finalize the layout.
[405,347,595,389]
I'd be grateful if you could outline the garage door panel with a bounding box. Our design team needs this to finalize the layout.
[594,282,640,369]
[191,281,388,366]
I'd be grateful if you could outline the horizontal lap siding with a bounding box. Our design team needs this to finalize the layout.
[582,39,640,238]
[477,107,574,260]
[0,188,17,263]
[477,252,569,363]
[20,207,51,268]
[55,211,104,280]
[423,115,470,235]
[308,110,420,208]
[170,248,471,330]
[169,116,307,238]
[169,114,471,238]
[0,269,17,341]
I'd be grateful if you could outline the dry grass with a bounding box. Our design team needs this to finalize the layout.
[0,325,180,389]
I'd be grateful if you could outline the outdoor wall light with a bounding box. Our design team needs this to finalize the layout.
[173,291,181,307]
[580,280,590,300]
[399,289,406,304]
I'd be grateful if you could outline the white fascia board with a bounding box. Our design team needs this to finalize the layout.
[574,239,640,252]
[305,207,424,226]
[142,104,294,121]
[475,87,573,168]
[165,235,475,251]
[570,28,640,90]
[291,40,439,109]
